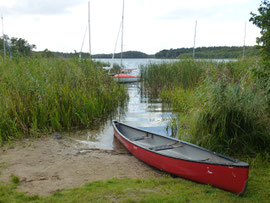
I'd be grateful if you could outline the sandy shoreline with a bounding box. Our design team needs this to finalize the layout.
[0,135,162,196]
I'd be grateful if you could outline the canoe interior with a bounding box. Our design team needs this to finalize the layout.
[114,121,248,166]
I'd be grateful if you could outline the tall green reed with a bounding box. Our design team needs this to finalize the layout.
[141,58,270,156]
[140,59,205,93]
[192,67,270,156]
[0,57,128,143]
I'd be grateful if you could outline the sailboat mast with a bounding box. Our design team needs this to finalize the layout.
[120,0,124,67]
[1,15,6,58]
[88,1,91,59]
[193,20,197,58]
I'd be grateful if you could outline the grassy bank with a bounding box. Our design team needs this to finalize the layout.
[141,58,270,157]
[0,161,269,202]
[0,57,128,143]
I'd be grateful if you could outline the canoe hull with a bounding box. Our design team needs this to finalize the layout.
[113,121,249,194]
[113,74,140,83]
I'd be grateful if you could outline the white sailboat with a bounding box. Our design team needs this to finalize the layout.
[112,0,140,83]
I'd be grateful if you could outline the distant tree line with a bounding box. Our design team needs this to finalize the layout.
[155,46,260,59]
[45,47,259,59]
[0,35,260,59]
[36,50,85,58]
[92,51,153,59]
[36,50,152,59]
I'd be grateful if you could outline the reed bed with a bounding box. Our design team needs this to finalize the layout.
[192,71,270,155]
[0,57,128,143]
[140,59,209,93]
[141,58,270,156]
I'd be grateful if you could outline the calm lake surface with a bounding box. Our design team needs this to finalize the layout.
[72,58,177,150]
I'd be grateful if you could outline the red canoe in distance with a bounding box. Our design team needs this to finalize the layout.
[113,74,140,83]
[112,120,249,194]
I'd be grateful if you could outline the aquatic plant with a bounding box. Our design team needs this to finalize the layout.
[142,58,270,156]
[140,59,206,93]
[0,57,128,143]
[192,67,270,155]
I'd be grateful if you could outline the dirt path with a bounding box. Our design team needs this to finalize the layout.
[0,135,162,196]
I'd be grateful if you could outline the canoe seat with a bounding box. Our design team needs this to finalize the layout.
[149,144,174,151]
[149,142,183,151]
[130,136,148,141]
[198,158,210,161]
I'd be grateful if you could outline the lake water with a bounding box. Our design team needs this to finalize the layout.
[72,58,177,150]
[94,58,236,70]
[94,58,179,67]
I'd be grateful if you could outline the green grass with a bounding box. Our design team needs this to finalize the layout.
[0,162,269,202]
[10,175,20,185]
[0,57,128,143]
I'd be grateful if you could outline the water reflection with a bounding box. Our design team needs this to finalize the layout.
[120,83,172,131]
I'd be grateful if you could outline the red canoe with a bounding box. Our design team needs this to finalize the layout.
[112,120,249,194]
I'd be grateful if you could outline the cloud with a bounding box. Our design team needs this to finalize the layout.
[157,2,250,21]
[0,0,86,16]
[160,7,219,20]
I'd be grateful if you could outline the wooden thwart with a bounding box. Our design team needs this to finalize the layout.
[149,142,183,151]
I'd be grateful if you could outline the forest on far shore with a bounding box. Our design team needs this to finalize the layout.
[0,35,260,59]
[154,46,259,59]
[71,46,259,59]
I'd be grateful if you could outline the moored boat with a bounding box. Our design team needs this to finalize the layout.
[113,73,140,83]
[112,120,249,194]
[109,0,140,83]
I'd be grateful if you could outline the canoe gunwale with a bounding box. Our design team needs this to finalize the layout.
[112,120,249,168]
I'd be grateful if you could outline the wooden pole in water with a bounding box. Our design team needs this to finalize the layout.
[193,20,197,58]
[242,22,246,58]
[1,15,6,58]
[88,1,91,59]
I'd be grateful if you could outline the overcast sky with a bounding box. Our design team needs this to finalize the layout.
[0,0,261,54]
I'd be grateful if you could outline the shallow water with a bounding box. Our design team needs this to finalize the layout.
[71,82,174,150]
[71,59,175,150]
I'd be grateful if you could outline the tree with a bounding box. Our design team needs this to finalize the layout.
[250,0,270,64]
[41,48,54,58]
[10,37,36,57]
[0,35,36,57]
[250,0,270,107]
